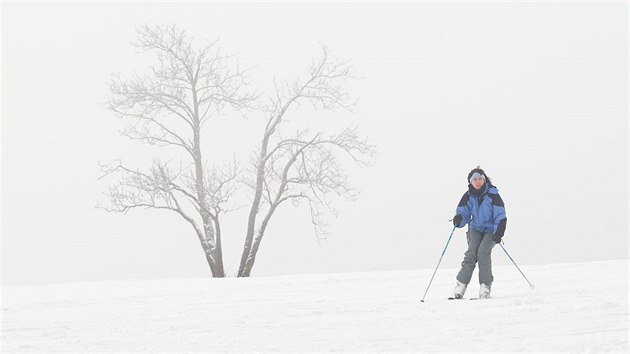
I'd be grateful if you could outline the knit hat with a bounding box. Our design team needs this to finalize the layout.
[467,167,487,184]
[469,172,486,184]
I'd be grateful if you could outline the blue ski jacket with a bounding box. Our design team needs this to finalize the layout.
[455,183,507,236]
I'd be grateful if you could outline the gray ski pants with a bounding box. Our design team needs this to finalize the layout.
[456,229,496,285]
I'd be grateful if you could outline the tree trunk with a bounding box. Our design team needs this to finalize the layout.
[213,216,225,276]
[190,81,225,277]
[193,125,225,277]
[238,206,259,276]
[239,231,261,277]
[238,134,272,276]
[239,203,278,277]
[199,239,217,276]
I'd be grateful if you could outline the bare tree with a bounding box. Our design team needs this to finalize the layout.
[100,25,255,277]
[238,45,376,277]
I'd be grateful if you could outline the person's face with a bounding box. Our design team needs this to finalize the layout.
[471,176,485,190]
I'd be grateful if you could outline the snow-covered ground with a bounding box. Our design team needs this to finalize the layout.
[2,259,628,353]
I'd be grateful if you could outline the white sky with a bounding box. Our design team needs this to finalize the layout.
[2,1,627,285]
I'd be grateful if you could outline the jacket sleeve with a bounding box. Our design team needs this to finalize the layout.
[490,193,507,236]
[455,192,472,228]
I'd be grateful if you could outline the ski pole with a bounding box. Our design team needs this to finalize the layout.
[420,225,457,302]
[499,243,535,289]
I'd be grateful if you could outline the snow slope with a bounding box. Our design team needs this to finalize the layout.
[2,260,628,353]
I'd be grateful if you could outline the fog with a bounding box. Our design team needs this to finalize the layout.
[2,1,627,285]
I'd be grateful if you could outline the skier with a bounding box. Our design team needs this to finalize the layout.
[451,167,507,299]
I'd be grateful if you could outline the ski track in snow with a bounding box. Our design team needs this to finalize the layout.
[2,260,628,353]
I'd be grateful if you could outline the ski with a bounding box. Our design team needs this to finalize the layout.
[447,297,465,300]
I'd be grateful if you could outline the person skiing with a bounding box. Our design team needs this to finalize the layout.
[451,167,507,299]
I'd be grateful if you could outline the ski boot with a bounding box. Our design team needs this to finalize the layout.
[479,283,491,299]
[452,281,468,299]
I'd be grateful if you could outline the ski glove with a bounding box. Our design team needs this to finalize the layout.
[492,234,502,244]
[453,214,462,227]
